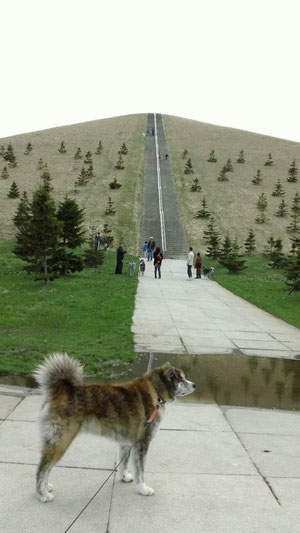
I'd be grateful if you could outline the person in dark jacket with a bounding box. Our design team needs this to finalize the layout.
[153,247,163,279]
[147,237,156,261]
[195,252,202,279]
[115,243,127,274]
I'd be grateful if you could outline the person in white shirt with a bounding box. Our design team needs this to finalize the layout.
[187,247,194,279]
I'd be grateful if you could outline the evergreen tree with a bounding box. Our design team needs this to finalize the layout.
[284,237,300,292]
[190,177,202,192]
[224,158,233,172]
[75,167,89,187]
[219,237,247,273]
[272,179,285,197]
[184,158,194,174]
[40,167,53,191]
[24,142,33,155]
[264,153,274,166]
[219,232,232,260]
[255,192,268,223]
[203,216,221,259]
[289,235,300,255]
[274,199,289,217]
[7,181,20,198]
[291,192,300,213]
[86,164,95,178]
[95,141,103,155]
[57,196,85,248]
[109,177,122,189]
[237,150,245,164]
[13,185,62,283]
[115,154,125,170]
[101,223,114,247]
[182,149,188,159]
[287,159,298,182]
[244,228,256,254]
[119,143,128,155]
[84,151,93,164]
[263,235,276,258]
[84,231,104,268]
[207,149,217,163]
[4,142,17,167]
[218,166,229,181]
[287,213,300,233]
[195,197,210,218]
[268,238,286,269]
[1,166,9,179]
[37,158,45,170]
[104,197,116,215]
[13,191,31,229]
[58,141,67,154]
[252,169,263,185]
[74,148,83,160]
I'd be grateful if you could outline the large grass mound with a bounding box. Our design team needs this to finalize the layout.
[164,115,300,252]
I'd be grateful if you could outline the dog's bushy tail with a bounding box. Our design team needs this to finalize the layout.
[33,353,83,398]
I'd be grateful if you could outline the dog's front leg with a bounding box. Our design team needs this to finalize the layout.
[132,439,154,496]
[117,444,133,483]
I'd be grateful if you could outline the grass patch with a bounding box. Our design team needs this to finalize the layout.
[206,254,300,328]
[0,241,138,376]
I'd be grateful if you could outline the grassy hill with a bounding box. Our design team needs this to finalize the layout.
[164,115,300,252]
[0,114,146,254]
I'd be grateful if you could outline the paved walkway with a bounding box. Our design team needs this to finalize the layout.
[1,390,300,532]
[133,259,300,358]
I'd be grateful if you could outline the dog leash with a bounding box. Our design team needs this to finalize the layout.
[64,396,165,532]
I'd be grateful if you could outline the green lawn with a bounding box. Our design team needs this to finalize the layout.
[207,254,300,328]
[0,242,138,376]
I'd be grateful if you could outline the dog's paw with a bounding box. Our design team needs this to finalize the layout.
[137,483,154,496]
[122,472,133,483]
[47,483,53,492]
[38,492,54,503]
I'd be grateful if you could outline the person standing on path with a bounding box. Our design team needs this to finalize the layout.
[187,247,194,280]
[142,241,148,258]
[115,243,127,275]
[147,237,155,261]
[153,247,163,279]
[195,252,202,279]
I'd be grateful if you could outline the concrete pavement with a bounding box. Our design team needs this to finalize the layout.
[132,259,300,358]
[1,389,300,532]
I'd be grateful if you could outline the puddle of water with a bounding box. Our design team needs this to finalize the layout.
[1,351,300,411]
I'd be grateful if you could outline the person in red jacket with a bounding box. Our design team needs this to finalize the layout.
[153,247,163,279]
[194,252,202,279]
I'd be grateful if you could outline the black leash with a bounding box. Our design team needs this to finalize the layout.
[64,397,165,532]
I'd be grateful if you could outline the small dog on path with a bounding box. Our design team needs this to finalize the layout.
[203,266,215,279]
[34,353,196,503]
[139,258,146,276]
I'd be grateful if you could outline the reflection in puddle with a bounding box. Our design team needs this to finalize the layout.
[1,350,300,411]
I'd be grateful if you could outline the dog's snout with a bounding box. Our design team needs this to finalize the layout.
[192,382,196,389]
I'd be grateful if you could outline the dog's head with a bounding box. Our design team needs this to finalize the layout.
[148,362,196,401]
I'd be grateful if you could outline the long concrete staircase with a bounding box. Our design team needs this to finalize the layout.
[140,113,186,259]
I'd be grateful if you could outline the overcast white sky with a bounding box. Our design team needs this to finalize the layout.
[1,0,300,142]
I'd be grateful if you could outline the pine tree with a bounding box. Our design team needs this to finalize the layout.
[119,143,128,155]
[184,158,194,174]
[244,228,256,254]
[7,181,20,198]
[252,169,263,185]
[237,150,245,164]
[95,141,103,155]
[24,142,33,155]
[274,199,289,217]
[115,154,125,170]
[218,237,247,273]
[272,179,285,197]
[291,192,300,213]
[268,239,286,269]
[74,148,83,160]
[255,192,268,223]
[224,158,233,172]
[203,216,221,259]
[84,151,93,164]
[40,167,53,192]
[182,149,188,159]
[84,230,104,268]
[207,150,217,163]
[264,153,274,166]
[287,159,298,183]
[1,166,9,179]
[75,167,89,187]
[105,197,116,215]
[57,196,85,248]
[101,223,114,247]
[190,177,202,192]
[219,232,232,260]
[37,158,45,170]
[195,197,210,218]
[4,142,17,167]
[284,241,300,292]
[13,191,31,229]
[264,235,276,258]
[109,177,122,189]
[287,213,300,233]
[58,141,67,154]
[218,166,229,181]
[86,164,95,178]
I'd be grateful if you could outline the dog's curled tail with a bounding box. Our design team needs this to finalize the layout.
[34,352,83,397]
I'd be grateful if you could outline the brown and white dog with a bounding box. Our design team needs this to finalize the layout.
[34,353,195,503]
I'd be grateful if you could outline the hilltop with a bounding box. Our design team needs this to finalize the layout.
[164,115,300,252]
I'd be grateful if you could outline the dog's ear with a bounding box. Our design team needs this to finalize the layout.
[162,363,175,381]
